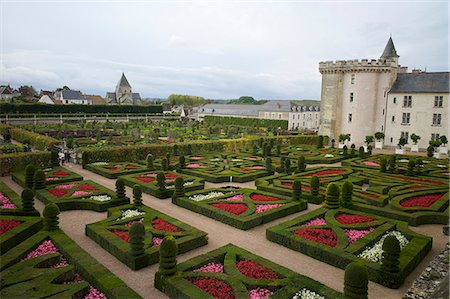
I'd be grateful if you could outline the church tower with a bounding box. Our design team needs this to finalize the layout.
[115,73,133,104]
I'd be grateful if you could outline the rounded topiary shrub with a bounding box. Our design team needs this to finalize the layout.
[156,172,166,191]
[317,135,324,148]
[116,178,126,199]
[310,176,320,196]
[171,177,185,200]
[324,183,340,209]
[407,159,416,176]
[133,184,142,206]
[381,235,400,273]
[43,203,60,231]
[173,144,178,156]
[284,158,291,174]
[33,169,46,190]
[343,262,368,299]
[297,156,306,172]
[380,157,387,173]
[161,158,169,171]
[388,155,396,173]
[178,156,186,169]
[358,146,365,158]
[158,235,178,276]
[146,154,154,170]
[340,181,353,208]
[25,164,36,189]
[21,188,35,212]
[265,157,273,174]
[292,180,302,201]
[129,222,146,256]
[343,145,348,158]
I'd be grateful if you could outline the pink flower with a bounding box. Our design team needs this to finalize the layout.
[193,262,224,273]
[344,228,374,243]
[72,191,92,197]
[304,218,327,226]
[152,237,163,247]
[363,161,380,166]
[255,204,283,213]
[249,288,273,299]
[46,177,60,181]
[0,192,16,209]
[56,184,76,189]
[187,163,207,168]
[251,166,266,169]
[224,194,244,201]
[190,156,204,160]
[246,157,258,161]
[23,240,60,260]
[84,286,107,299]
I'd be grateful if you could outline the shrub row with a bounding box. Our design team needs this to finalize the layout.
[0,125,60,150]
[204,115,288,129]
[0,151,52,175]
[0,215,43,254]
[12,166,83,187]
[85,162,148,179]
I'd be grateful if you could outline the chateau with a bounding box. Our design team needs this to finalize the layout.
[318,38,449,149]
[105,73,141,105]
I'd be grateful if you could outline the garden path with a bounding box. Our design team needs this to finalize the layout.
[1,163,447,299]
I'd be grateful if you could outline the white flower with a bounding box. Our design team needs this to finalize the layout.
[89,195,111,202]
[210,158,221,162]
[231,159,243,162]
[324,154,334,158]
[437,164,447,168]
[292,288,325,299]
[117,209,145,221]
[92,162,108,166]
[167,181,194,189]
[398,159,409,163]
[189,192,225,202]
[358,230,409,263]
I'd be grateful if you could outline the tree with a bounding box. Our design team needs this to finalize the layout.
[365,136,374,146]
[407,159,416,176]
[156,172,166,191]
[25,164,36,189]
[129,222,146,256]
[284,158,291,174]
[116,178,126,199]
[380,157,387,172]
[388,155,396,173]
[374,132,385,142]
[43,203,60,231]
[317,135,324,148]
[410,133,421,145]
[297,156,306,172]
[381,235,400,273]
[265,157,274,174]
[341,181,353,208]
[158,236,178,276]
[21,188,35,212]
[324,183,340,209]
[343,262,368,299]
[292,180,302,201]
[161,158,169,171]
[397,137,407,148]
[427,145,434,157]
[171,177,185,200]
[133,185,142,206]
[146,154,154,169]
[339,134,350,144]
[178,156,186,169]
[440,135,448,146]
[310,176,320,196]
[33,169,46,190]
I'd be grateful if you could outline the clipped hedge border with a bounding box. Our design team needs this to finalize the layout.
[173,188,307,230]
[0,151,52,176]
[155,243,342,299]
[120,171,205,199]
[0,125,60,150]
[0,229,141,298]
[85,204,208,270]
[390,189,449,213]
[204,115,288,129]
[0,215,42,254]
[34,180,129,212]
[12,166,83,188]
[0,181,40,216]
[266,207,432,288]
[85,162,148,179]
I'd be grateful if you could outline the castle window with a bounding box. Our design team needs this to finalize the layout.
[401,131,409,143]
[392,116,395,122]
[390,137,393,143]
[403,96,412,107]
[348,114,352,122]
[351,74,355,84]
[381,125,384,131]
[393,97,396,104]
[432,113,442,126]
[382,109,385,115]
[434,96,443,108]
[350,92,354,102]
[432,133,440,140]
[402,113,410,125]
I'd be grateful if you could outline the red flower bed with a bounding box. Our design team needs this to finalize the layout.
[165,173,179,179]
[335,214,375,224]
[112,230,129,242]
[0,219,22,234]
[401,194,444,208]
[152,218,181,232]
[125,164,139,169]
[77,184,99,191]
[210,203,248,215]
[249,194,281,202]
[136,177,155,183]
[48,188,68,198]
[236,260,279,279]
[107,165,122,172]
[319,150,328,153]
[187,277,235,299]
[305,169,347,177]
[52,170,69,177]
[401,177,444,185]
[293,228,337,247]
[280,182,311,191]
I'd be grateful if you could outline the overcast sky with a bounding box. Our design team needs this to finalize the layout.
[1,0,448,100]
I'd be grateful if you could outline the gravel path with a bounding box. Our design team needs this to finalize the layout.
[1,163,448,299]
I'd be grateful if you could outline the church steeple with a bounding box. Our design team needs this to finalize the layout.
[117,72,131,88]
[380,37,399,60]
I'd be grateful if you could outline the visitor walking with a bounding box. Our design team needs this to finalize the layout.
[58,151,65,166]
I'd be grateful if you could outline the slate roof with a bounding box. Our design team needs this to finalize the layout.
[0,85,13,95]
[117,73,131,88]
[381,37,399,59]
[132,93,141,100]
[389,72,450,93]
[199,104,260,117]
[61,90,85,100]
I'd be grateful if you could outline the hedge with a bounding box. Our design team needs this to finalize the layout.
[0,181,40,216]
[173,188,307,230]
[85,204,208,270]
[204,115,288,129]
[0,125,59,150]
[0,228,141,298]
[12,166,83,187]
[266,207,432,288]
[155,243,342,298]
[0,102,162,114]
[0,215,42,254]
[85,162,148,179]
[0,151,52,176]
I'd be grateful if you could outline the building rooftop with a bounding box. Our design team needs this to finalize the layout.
[390,72,450,93]
[380,37,399,60]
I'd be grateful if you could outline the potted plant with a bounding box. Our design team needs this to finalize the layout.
[364,135,374,152]
[439,136,448,154]
[410,133,421,152]
[338,133,350,149]
[429,140,442,158]
[374,132,385,149]
[396,136,407,155]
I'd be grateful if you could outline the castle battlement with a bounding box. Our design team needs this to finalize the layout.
[319,58,398,73]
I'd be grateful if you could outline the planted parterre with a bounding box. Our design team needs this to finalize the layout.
[266,207,432,288]
[0,215,42,254]
[0,181,39,216]
[120,171,204,199]
[34,180,129,211]
[282,145,355,164]
[85,204,207,270]
[85,162,148,178]
[173,187,307,230]
[12,166,83,187]
[154,243,342,299]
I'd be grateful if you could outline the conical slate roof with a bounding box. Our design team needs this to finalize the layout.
[117,73,131,88]
[380,37,399,59]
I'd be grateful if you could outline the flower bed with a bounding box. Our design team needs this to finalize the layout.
[12,166,83,187]
[266,207,432,288]
[85,162,148,179]
[173,188,306,230]
[35,180,129,212]
[120,171,204,199]
[85,204,207,270]
[0,215,42,254]
[0,219,22,235]
[0,181,40,216]
[389,190,449,215]
[154,244,341,299]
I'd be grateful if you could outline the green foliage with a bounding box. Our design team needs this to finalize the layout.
[0,151,52,176]
[157,172,166,191]
[398,137,407,147]
[380,157,387,172]
[21,188,35,212]
[292,180,302,201]
[407,160,416,176]
[415,158,423,174]
[276,143,281,156]
[146,154,154,169]
[161,158,169,171]
[310,176,320,196]
[331,139,335,148]
[178,155,185,168]
[427,145,434,157]
[187,144,192,155]
[429,140,442,148]
[265,157,273,174]
[358,146,365,158]
[132,185,142,206]
[167,94,208,107]
[343,262,368,299]
[340,181,353,208]
[388,155,396,173]
[410,133,421,144]
[33,169,46,190]
[204,115,288,130]
[439,135,448,145]
[116,178,126,199]
[66,137,74,149]
[297,156,306,172]
[171,177,185,200]
[50,151,58,166]
[350,146,355,157]
[129,222,146,256]
[343,145,348,158]
[8,127,59,150]
[317,135,324,148]
[374,132,385,141]
[43,203,60,231]
[324,183,340,209]
[173,144,178,156]
[284,157,291,174]
[25,164,36,189]
[365,135,374,145]
[158,236,178,276]
[339,134,350,143]
[381,235,400,273]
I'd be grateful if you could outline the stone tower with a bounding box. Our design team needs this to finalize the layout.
[318,37,405,145]
[115,73,133,104]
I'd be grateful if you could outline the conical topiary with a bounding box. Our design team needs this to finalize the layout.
[340,181,353,208]
[284,158,291,174]
[129,222,146,256]
[25,164,36,189]
[171,177,185,200]
[158,235,178,276]
[297,156,306,172]
[265,144,271,157]
[276,144,281,156]
[187,144,192,155]
[146,154,154,170]
[43,203,60,231]
[292,180,302,201]
[265,157,274,174]
[343,145,348,158]
[173,144,178,156]
[317,135,324,148]
[407,159,416,176]
[310,176,320,196]
[33,169,46,190]
[156,172,166,191]
[133,184,142,206]
[380,157,387,173]
[116,178,126,199]
[359,146,365,158]
[350,144,356,157]
[21,188,35,212]
[388,155,396,173]
[324,183,340,209]
[343,262,368,299]
[415,158,423,175]
[178,156,185,169]
[381,235,400,273]
[161,158,169,171]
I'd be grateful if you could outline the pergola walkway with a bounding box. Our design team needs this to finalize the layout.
[1,163,447,299]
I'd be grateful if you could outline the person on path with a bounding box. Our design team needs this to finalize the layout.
[58,151,65,166]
